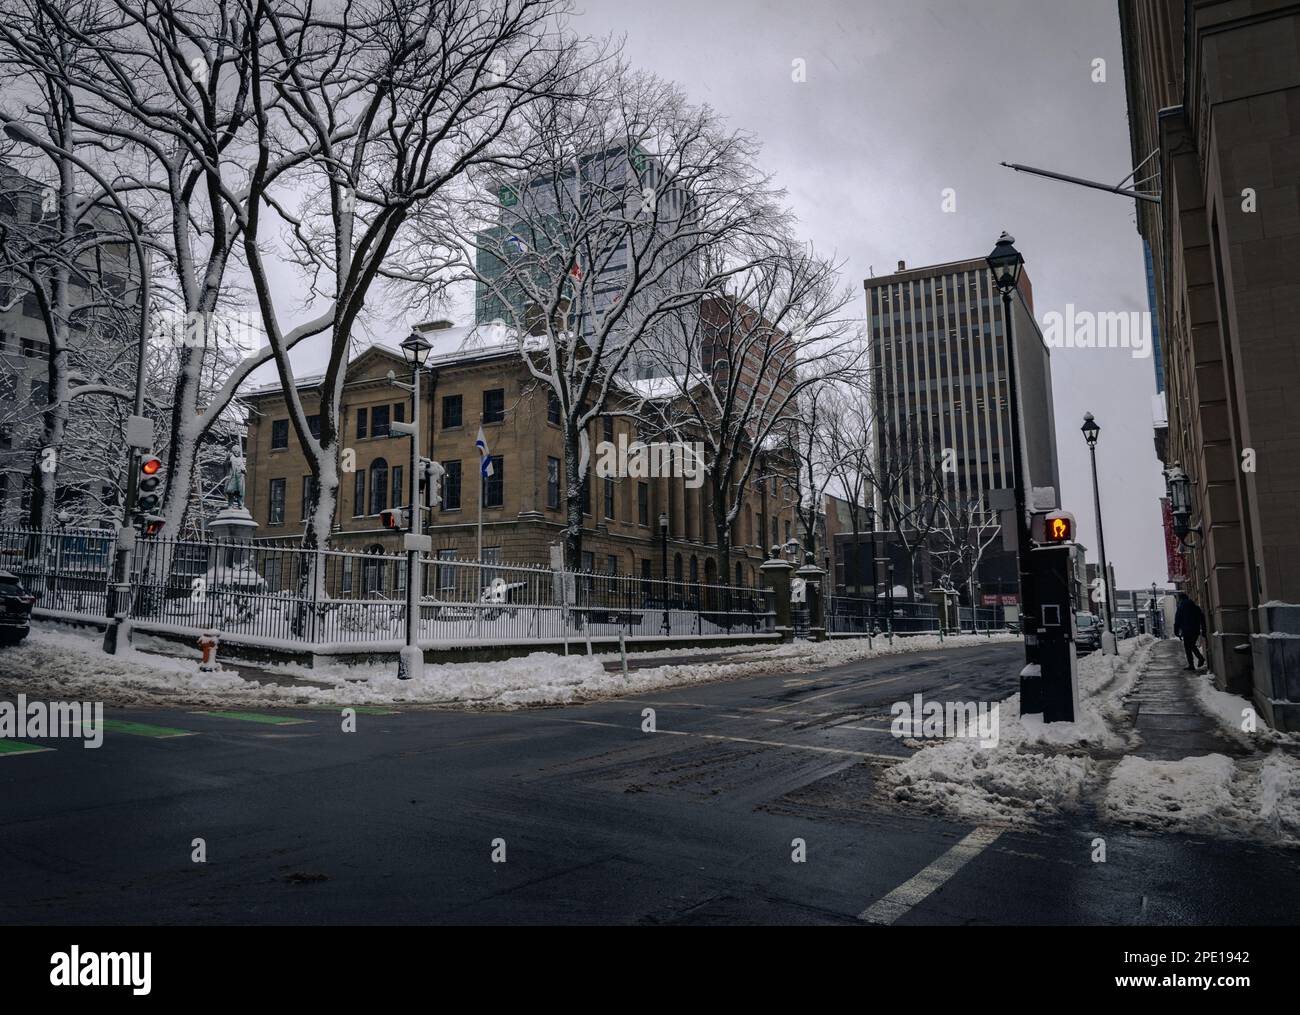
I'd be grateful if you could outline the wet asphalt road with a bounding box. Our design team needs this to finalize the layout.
[2,640,1299,925]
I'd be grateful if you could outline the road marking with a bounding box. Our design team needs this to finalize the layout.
[193,711,312,726]
[762,672,913,712]
[541,717,902,761]
[0,740,52,757]
[95,719,195,739]
[858,826,1003,925]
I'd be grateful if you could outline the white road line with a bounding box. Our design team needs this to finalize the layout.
[541,716,904,762]
[858,826,1003,925]
[761,672,913,712]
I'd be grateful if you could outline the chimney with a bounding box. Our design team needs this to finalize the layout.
[896,260,906,272]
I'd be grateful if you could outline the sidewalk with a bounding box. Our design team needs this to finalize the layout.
[1126,639,1252,760]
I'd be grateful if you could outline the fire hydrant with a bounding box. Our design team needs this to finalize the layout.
[198,631,222,672]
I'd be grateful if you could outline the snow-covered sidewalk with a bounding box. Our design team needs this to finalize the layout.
[883,636,1300,845]
[0,621,1017,711]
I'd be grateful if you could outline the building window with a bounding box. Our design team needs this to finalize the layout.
[441,460,462,510]
[301,475,317,521]
[368,458,388,515]
[394,402,406,424]
[606,554,618,576]
[436,549,457,593]
[353,469,366,517]
[482,388,505,424]
[483,456,503,507]
[442,394,462,429]
[582,473,591,515]
[342,554,354,593]
[307,414,321,439]
[370,404,390,438]
[270,419,289,450]
[268,478,286,525]
[391,465,404,508]
[547,391,560,425]
[638,482,649,525]
[356,407,368,439]
[603,477,615,519]
[546,457,560,509]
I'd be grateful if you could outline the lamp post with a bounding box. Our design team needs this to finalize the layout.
[986,231,1041,701]
[1081,411,1115,652]
[1149,581,1160,637]
[397,330,432,681]
[659,511,669,635]
[51,508,71,604]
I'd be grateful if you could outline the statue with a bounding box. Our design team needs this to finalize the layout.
[223,448,246,510]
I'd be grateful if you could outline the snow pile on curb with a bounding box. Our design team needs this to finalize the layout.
[1192,672,1300,749]
[2,623,1017,710]
[1101,751,1300,844]
[882,637,1156,825]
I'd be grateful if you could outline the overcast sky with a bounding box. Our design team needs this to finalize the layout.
[267,0,1169,589]
[569,0,1169,589]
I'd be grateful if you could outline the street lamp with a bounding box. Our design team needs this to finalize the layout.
[397,330,432,681]
[1081,411,1115,652]
[985,231,1039,700]
[658,512,669,634]
[51,509,71,604]
[1165,464,1201,544]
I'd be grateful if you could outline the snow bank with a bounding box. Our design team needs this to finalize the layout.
[1102,751,1300,844]
[882,638,1156,825]
[1,622,1017,710]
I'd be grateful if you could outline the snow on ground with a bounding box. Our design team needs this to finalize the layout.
[882,637,1156,826]
[0,621,1017,710]
[1192,671,1300,749]
[1102,751,1300,845]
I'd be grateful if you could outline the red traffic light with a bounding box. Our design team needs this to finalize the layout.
[379,508,406,530]
[141,456,162,476]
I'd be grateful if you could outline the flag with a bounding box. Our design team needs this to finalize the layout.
[475,426,494,479]
[568,260,582,280]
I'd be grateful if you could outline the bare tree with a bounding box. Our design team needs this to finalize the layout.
[820,381,874,593]
[870,418,947,599]
[930,491,1001,609]
[436,62,782,567]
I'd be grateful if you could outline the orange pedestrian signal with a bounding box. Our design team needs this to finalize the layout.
[1047,515,1072,542]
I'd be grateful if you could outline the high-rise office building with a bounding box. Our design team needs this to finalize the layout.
[863,256,1060,600]
[866,256,1059,509]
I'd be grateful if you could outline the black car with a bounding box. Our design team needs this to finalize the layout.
[0,570,35,644]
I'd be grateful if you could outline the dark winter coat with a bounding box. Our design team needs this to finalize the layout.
[1174,597,1205,639]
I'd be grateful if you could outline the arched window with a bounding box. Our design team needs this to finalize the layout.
[369,458,388,516]
[689,556,698,583]
[735,562,743,587]
[673,553,683,582]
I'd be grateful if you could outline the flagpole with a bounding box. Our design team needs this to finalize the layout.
[477,414,484,562]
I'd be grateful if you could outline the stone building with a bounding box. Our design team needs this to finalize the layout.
[1120,0,1300,727]
[241,322,795,593]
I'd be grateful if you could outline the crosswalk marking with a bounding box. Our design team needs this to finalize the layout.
[859,826,1003,924]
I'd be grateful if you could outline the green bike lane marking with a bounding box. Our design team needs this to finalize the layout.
[192,711,314,726]
[94,719,196,739]
[0,739,54,756]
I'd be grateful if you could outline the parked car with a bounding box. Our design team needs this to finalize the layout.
[0,571,36,645]
[1074,611,1101,654]
[1115,619,1136,640]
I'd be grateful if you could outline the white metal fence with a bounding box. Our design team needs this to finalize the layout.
[1,526,775,651]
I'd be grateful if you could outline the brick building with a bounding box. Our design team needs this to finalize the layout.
[242,322,795,592]
[1120,0,1300,727]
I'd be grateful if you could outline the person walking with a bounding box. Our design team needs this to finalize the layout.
[1173,591,1206,671]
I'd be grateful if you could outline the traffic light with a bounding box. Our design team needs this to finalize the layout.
[1045,513,1073,544]
[1031,510,1076,545]
[380,507,408,530]
[135,454,163,513]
